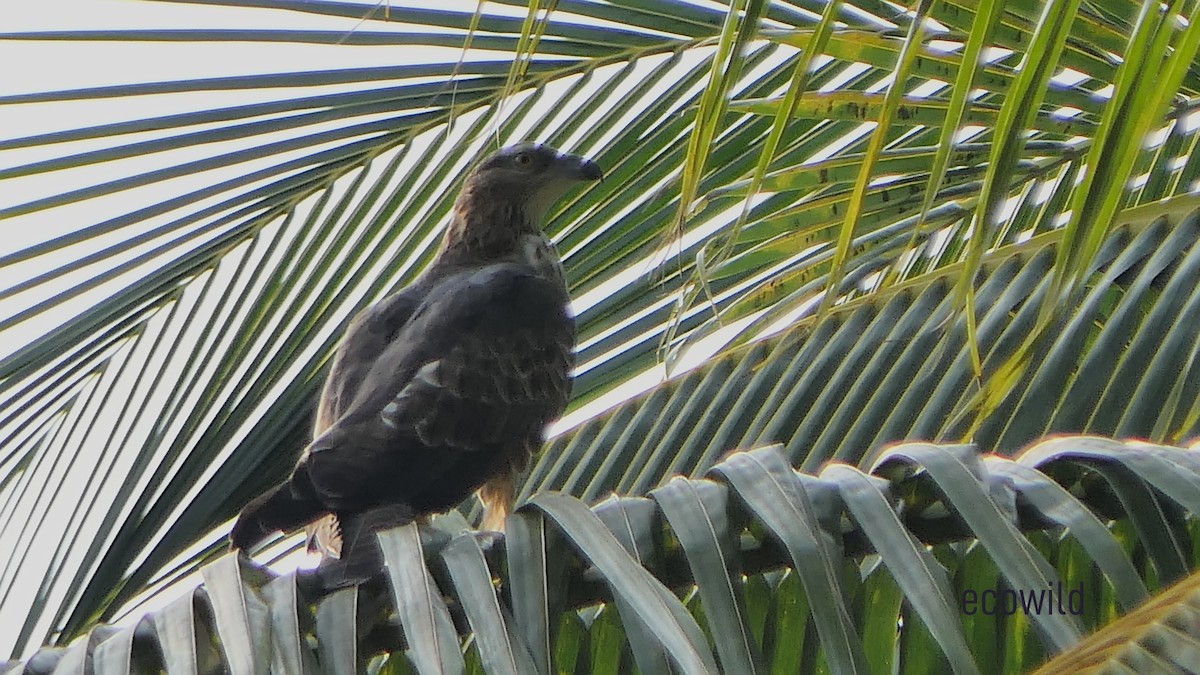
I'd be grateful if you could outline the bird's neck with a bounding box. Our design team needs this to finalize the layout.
[432,195,542,270]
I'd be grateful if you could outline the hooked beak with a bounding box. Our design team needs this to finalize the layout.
[559,152,603,182]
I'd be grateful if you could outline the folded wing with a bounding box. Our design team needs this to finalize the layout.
[230,262,574,551]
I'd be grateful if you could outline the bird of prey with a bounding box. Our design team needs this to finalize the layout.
[230,143,601,558]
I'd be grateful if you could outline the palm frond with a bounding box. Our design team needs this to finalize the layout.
[6,0,1200,659]
[7,435,1199,673]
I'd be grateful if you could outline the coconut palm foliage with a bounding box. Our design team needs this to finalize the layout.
[6,435,1200,673]
[1034,563,1200,674]
[5,0,1200,665]
[522,207,1200,507]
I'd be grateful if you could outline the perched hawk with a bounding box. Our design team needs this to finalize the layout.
[230,143,600,558]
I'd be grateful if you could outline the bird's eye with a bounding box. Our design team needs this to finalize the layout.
[513,152,533,168]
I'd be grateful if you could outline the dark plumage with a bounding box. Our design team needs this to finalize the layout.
[230,143,600,557]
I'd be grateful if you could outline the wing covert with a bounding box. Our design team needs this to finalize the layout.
[304,263,574,515]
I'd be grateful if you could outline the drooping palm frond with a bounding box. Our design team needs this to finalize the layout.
[5,0,1200,660]
[5,435,1197,674]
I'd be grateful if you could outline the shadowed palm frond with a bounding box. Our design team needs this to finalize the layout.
[6,435,1198,673]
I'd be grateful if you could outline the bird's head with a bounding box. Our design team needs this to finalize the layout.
[457,143,603,230]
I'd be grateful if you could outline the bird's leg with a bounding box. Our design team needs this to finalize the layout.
[313,503,417,590]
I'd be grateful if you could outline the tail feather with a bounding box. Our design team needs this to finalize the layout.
[230,469,326,551]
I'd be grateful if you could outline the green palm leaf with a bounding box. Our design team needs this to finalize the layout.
[8,435,1200,672]
[5,0,1200,667]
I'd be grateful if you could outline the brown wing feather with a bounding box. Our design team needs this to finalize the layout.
[309,286,429,557]
[231,263,573,552]
[303,265,573,513]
